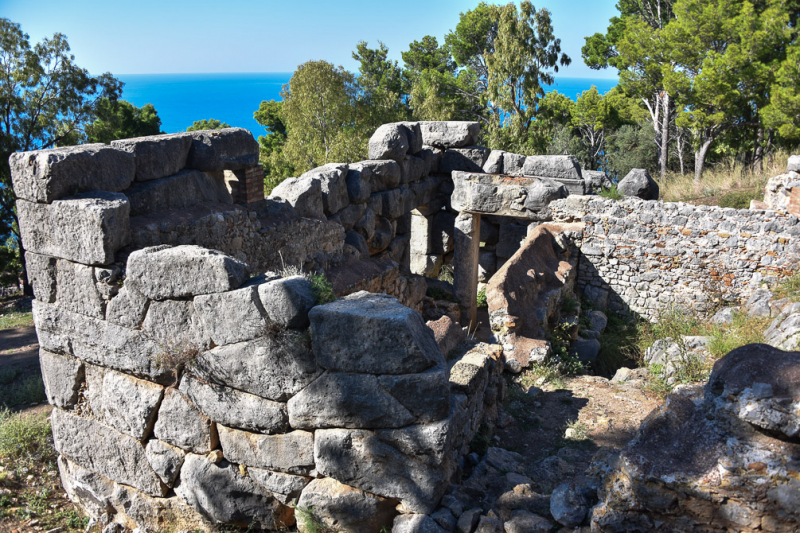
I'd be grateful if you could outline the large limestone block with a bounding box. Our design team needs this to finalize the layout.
[191,332,320,401]
[51,409,166,497]
[25,252,57,303]
[10,144,134,203]
[85,366,164,441]
[287,372,416,429]
[142,299,210,349]
[400,155,427,185]
[54,258,105,319]
[296,478,397,533]
[258,275,316,329]
[308,292,444,374]
[40,349,84,408]
[185,128,259,171]
[504,152,527,175]
[377,366,450,423]
[126,245,249,300]
[314,428,448,513]
[419,122,480,149]
[330,202,366,231]
[360,160,402,192]
[788,154,800,172]
[483,150,505,174]
[111,133,193,182]
[17,192,130,265]
[124,169,231,216]
[179,374,288,434]
[194,285,268,346]
[105,286,148,328]
[400,121,424,154]
[301,163,350,216]
[175,453,290,528]
[250,468,310,504]
[153,389,217,454]
[521,155,582,180]
[618,168,659,200]
[345,163,373,204]
[270,177,325,219]
[451,172,566,219]
[33,301,169,382]
[145,439,186,487]
[369,124,410,162]
[439,147,491,173]
[217,425,315,475]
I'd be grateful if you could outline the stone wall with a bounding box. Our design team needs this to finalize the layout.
[550,195,800,318]
[11,126,505,531]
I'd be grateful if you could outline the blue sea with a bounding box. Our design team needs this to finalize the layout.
[118,73,618,138]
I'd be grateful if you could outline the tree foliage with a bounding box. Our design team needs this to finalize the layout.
[83,99,161,143]
[187,118,229,131]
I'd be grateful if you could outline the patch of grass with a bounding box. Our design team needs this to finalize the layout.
[469,422,492,456]
[595,312,642,377]
[564,419,590,441]
[598,185,624,200]
[476,288,487,308]
[296,506,338,533]
[310,273,336,305]
[0,372,46,408]
[636,307,712,358]
[154,340,201,386]
[706,311,770,359]
[0,408,55,470]
[718,189,762,209]
[774,271,800,302]
[0,309,33,330]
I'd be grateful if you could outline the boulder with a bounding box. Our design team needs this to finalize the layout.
[427,315,466,357]
[451,172,566,219]
[300,163,350,216]
[308,291,444,374]
[522,156,582,180]
[16,192,130,265]
[617,168,659,200]
[185,127,259,171]
[153,389,217,454]
[401,155,427,184]
[250,468,309,504]
[787,154,800,172]
[111,133,193,182]
[369,123,410,162]
[710,306,739,325]
[483,150,505,174]
[587,310,608,333]
[39,349,84,408]
[125,245,249,300]
[360,160,402,192]
[503,510,553,533]
[296,477,397,533]
[25,252,57,303]
[346,163,373,204]
[10,144,135,203]
[179,374,288,434]
[394,514,447,533]
[51,409,166,497]
[746,288,774,318]
[191,331,319,401]
[419,121,480,149]
[217,425,315,474]
[258,275,316,328]
[269,176,325,219]
[144,439,185,487]
[503,153,526,175]
[550,483,589,528]
[582,169,612,194]
[124,169,231,216]
[194,285,268,346]
[440,147,491,173]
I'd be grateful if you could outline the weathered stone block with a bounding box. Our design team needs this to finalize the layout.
[378,366,450,423]
[368,216,395,255]
[330,203,366,231]
[483,150,505,174]
[144,439,186,487]
[308,292,444,374]
[269,177,325,219]
[25,252,57,303]
[301,163,350,216]
[126,245,249,300]
[287,372,416,429]
[10,144,135,203]
[185,128,259,171]
[361,160,402,192]
[522,155,582,180]
[194,285,268,345]
[124,169,231,216]
[217,425,315,475]
[393,514,447,533]
[419,122,480,149]
[401,155,427,185]
[504,152,527,175]
[369,124,410,162]
[258,275,316,329]
[440,147,491,173]
[105,286,148,328]
[345,163,373,204]
[153,389,217,454]
[142,299,210,349]
[618,168,659,200]
[180,374,288,434]
[191,332,319,401]
[250,469,310,504]
[111,133,193,182]
[55,258,105,318]
[17,192,131,265]
[51,409,166,497]
[40,349,84,408]
[296,478,397,533]
[451,172,566,219]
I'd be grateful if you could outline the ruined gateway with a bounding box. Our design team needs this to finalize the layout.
[10,122,800,531]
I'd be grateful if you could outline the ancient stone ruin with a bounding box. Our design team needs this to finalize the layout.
[10,122,800,532]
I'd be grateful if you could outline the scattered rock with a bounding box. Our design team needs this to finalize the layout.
[617,168,659,200]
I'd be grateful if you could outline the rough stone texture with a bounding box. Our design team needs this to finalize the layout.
[345,163,373,204]
[17,192,130,265]
[296,477,397,533]
[440,147,491,173]
[25,252,57,303]
[142,299,209,349]
[451,172,566,219]
[194,285,268,346]
[126,245,249,300]
[144,439,185,487]
[174,454,292,528]
[185,128,259,171]
[179,374,288,434]
[309,292,444,374]
[454,213,481,328]
[191,332,319,401]
[217,425,315,475]
[369,123,410,162]
[105,286,148,328]
[288,372,416,429]
[617,168,659,200]
[378,367,451,423]
[419,121,480,149]
[550,483,589,527]
[269,176,325,219]
[521,156,582,180]
[788,155,800,172]
[401,154,427,184]
[85,366,164,441]
[427,315,466,357]
[153,389,217,454]
[583,169,612,194]
[570,337,601,364]
[301,163,350,216]
[503,510,553,533]
[258,275,316,328]
[10,144,135,203]
[763,171,800,213]
[394,514,447,533]
[111,133,192,182]
[249,468,309,504]
[52,258,105,318]
[483,150,505,174]
[40,349,84,408]
[51,409,166,497]
[361,160,402,192]
[125,169,231,216]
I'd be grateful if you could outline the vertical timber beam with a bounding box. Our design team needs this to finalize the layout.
[453,212,481,330]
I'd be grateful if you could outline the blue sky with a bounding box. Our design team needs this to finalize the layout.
[1,0,620,78]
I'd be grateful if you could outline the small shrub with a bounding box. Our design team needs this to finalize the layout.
[561,295,579,315]
[0,408,55,469]
[718,190,762,209]
[310,273,336,304]
[599,185,624,200]
[427,286,457,302]
[774,271,800,302]
[438,264,454,284]
[564,419,590,441]
[476,288,488,308]
[153,341,201,386]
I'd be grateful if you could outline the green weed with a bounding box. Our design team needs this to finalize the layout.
[0,372,46,408]
[0,408,55,470]
[774,271,800,302]
[718,189,762,209]
[310,273,336,305]
[561,295,579,315]
[438,264,454,284]
[599,185,624,200]
[476,288,488,308]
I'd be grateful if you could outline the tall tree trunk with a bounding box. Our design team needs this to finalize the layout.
[660,92,670,179]
[694,136,714,184]
[676,128,686,176]
[753,126,764,173]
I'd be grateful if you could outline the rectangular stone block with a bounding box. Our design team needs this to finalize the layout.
[186,127,259,171]
[522,155,582,180]
[17,192,130,265]
[111,133,192,182]
[10,144,134,203]
[217,425,315,475]
[153,389,217,454]
[419,121,480,149]
[25,252,56,303]
[124,169,232,216]
[194,285,268,346]
[40,349,84,408]
[55,259,105,319]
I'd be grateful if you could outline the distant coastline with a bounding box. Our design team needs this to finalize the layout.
[118,73,618,137]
